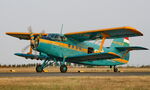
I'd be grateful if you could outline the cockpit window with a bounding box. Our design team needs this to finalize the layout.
[55,35,61,41]
[61,36,67,41]
[42,34,67,41]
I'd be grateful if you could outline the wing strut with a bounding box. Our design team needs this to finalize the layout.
[98,33,110,53]
[121,50,130,58]
[27,45,33,54]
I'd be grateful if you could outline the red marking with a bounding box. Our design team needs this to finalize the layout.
[124,37,129,40]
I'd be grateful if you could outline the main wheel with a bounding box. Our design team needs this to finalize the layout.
[36,65,43,72]
[60,65,67,73]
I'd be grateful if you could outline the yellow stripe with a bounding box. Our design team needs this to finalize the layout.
[40,39,88,53]
[112,58,128,63]
[108,52,119,57]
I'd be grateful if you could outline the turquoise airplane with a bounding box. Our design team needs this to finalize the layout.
[6,26,148,72]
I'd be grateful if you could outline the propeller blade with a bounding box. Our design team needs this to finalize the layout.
[41,29,45,34]
[35,29,45,41]
[28,26,32,33]
[22,45,30,53]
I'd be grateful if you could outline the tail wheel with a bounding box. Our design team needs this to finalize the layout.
[36,65,43,72]
[114,66,119,72]
[114,68,118,72]
[60,65,67,73]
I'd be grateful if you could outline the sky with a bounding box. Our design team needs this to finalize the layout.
[0,0,150,66]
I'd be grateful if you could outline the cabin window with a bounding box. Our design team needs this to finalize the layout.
[76,46,78,49]
[55,35,61,41]
[44,34,67,42]
[79,47,82,50]
[61,36,67,41]
[88,47,94,54]
[72,45,74,48]
[68,44,71,47]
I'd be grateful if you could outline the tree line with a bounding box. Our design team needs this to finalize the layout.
[0,63,149,68]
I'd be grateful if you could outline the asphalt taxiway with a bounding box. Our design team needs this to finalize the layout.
[0,72,150,77]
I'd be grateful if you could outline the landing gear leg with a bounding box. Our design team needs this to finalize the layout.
[110,65,112,69]
[114,65,119,72]
[60,57,67,73]
[35,59,54,73]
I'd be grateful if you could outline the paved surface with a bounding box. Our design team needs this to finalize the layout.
[0,72,150,77]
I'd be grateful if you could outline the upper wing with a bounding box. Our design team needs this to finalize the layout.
[5,32,48,40]
[66,52,120,62]
[65,26,143,42]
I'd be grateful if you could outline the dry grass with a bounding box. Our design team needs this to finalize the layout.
[0,76,149,90]
[0,67,150,72]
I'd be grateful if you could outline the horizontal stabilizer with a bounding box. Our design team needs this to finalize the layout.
[116,46,148,51]
[14,53,49,60]
[66,52,120,62]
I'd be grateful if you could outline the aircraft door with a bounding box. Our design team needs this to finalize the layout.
[88,47,94,54]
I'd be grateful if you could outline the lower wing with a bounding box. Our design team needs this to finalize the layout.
[66,52,120,62]
[14,53,49,60]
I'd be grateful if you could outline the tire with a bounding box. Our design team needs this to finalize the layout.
[60,65,67,73]
[36,65,43,72]
[114,67,118,72]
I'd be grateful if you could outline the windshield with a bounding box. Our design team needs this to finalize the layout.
[42,34,67,41]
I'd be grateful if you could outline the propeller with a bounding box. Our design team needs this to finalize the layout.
[27,26,34,54]
[22,45,30,53]
[60,24,63,34]
[22,26,45,55]
[22,45,38,55]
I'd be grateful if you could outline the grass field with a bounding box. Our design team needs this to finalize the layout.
[0,67,150,90]
[0,76,150,90]
[0,66,150,72]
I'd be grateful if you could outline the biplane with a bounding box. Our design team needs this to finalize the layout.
[6,26,148,72]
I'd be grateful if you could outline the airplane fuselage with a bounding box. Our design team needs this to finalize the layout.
[35,34,129,66]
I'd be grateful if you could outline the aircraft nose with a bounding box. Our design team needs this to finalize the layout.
[31,39,39,50]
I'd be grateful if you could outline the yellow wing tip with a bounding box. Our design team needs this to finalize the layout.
[5,32,48,35]
[5,32,14,35]
[5,32,9,35]
[5,32,29,34]
[5,32,17,35]
[123,26,143,36]
[123,26,136,30]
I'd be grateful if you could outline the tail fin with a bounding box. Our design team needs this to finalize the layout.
[110,37,148,63]
[111,37,130,61]
[111,37,130,47]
